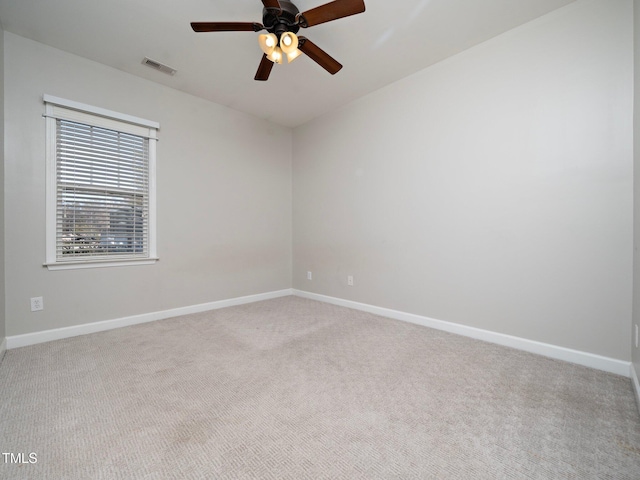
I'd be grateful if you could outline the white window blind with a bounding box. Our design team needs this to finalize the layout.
[56,120,149,260]
[44,95,158,270]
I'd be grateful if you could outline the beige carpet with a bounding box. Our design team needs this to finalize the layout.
[1,296,639,479]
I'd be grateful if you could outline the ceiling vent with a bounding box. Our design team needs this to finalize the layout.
[141,57,177,76]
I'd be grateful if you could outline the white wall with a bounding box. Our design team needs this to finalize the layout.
[293,0,633,361]
[633,0,640,376]
[4,33,292,337]
[3,0,634,366]
[0,23,5,350]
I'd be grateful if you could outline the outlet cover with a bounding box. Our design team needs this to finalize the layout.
[30,297,44,312]
[347,275,354,286]
[307,271,312,280]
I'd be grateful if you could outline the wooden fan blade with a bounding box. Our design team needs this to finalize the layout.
[191,22,263,32]
[255,54,274,81]
[299,0,365,27]
[261,0,281,10]
[298,37,342,75]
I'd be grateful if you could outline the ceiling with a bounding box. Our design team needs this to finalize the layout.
[0,0,575,127]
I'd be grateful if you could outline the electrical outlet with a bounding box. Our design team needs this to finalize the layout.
[307,271,312,281]
[347,275,354,286]
[30,297,44,312]
[636,324,639,349]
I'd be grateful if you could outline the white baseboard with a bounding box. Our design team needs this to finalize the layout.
[6,287,632,380]
[7,289,293,349]
[293,289,631,378]
[632,363,640,416]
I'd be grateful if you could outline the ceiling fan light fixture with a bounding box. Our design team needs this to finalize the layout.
[286,48,302,63]
[258,33,278,55]
[267,46,284,64]
[280,31,299,54]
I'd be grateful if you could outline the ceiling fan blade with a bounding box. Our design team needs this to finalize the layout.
[191,22,264,32]
[298,37,342,75]
[261,0,282,10]
[298,0,365,27]
[255,54,274,81]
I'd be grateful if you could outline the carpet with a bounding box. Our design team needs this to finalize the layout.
[1,296,639,479]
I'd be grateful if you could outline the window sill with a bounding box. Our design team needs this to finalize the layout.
[44,258,159,271]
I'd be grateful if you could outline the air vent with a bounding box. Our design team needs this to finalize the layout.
[141,57,177,76]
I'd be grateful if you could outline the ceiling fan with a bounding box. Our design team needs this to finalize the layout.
[191,0,366,81]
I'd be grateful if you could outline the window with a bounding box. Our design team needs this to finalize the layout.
[44,95,159,270]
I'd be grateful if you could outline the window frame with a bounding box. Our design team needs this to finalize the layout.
[44,95,159,270]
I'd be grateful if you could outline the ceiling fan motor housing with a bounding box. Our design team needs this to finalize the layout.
[263,0,301,35]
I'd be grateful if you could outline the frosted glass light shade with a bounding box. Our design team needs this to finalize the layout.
[267,46,283,64]
[280,32,299,54]
[258,33,278,55]
[286,48,302,63]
